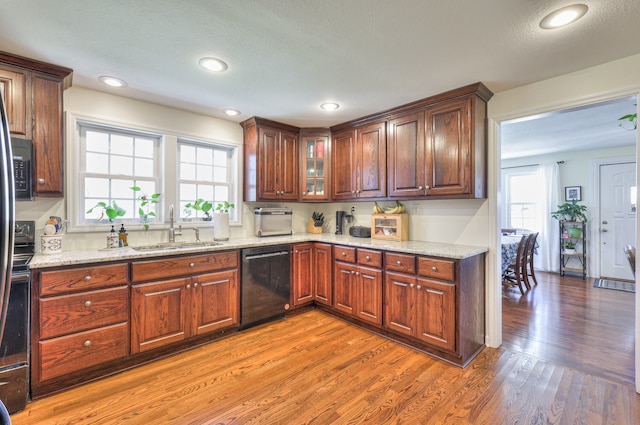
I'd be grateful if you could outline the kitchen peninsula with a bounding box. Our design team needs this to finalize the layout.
[29,234,486,397]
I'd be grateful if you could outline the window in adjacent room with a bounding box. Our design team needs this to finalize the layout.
[502,166,541,232]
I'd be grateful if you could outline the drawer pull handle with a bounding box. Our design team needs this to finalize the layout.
[365,256,371,261]
[431,266,437,271]
[396,260,402,266]
[84,301,92,307]
[189,262,195,268]
[83,340,91,347]
[84,276,91,281]
[427,289,444,295]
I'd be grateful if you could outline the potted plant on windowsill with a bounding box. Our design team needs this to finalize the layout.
[213,201,235,241]
[184,199,213,221]
[86,201,126,222]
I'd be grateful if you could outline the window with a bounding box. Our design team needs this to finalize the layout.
[178,139,236,220]
[81,122,162,225]
[502,167,541,232]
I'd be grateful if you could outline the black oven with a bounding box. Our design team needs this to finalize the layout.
[0,221,34,413]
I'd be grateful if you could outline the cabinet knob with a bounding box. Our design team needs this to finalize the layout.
[409,283,415,288]
[351,270,355,275]
[431,266,437,271]
[84,301,92,307]
[351,191,356,194]
[295,250,299,253]
[342,252,346,257]
[355,271,360,276]
[425,185,430,190]
[83,340,91,347]
[418,185,423,190]
[84,276,91,281]
[417,285,422,290]
[194,282,198,288]
[38,178,45,185]
[365,256,371,261]
[186,284,191,289]
[396,260,402,266]
[303,191,307,195]
[189,262,195,268]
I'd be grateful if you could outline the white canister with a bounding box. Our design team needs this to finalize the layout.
[41,235,63,254]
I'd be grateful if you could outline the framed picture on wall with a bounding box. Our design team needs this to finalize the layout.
[565,186,582,201]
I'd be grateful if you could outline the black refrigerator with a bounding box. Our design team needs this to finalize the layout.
[0,93,17,416]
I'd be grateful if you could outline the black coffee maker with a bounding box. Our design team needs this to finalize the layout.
[335,210,346,235]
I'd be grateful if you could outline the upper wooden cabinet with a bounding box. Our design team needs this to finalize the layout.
[300,130,330,201]
[241,117,299,202]
[0,51,72,197]
[387,85,490,199]
[332,121,386,200]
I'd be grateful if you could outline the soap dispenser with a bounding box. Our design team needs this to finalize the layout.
[107,225,119,248]
[119,224,128,246]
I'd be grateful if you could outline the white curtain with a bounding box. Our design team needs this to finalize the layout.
[536,162,560,272]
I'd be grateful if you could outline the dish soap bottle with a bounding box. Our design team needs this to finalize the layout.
[119,224,128,247]
[107,225,119,248]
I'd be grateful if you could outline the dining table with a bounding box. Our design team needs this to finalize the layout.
[501,234,523,274]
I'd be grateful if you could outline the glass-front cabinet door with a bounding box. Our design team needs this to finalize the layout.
[300,135,330,201]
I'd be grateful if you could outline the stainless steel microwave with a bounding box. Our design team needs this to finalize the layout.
[11,138,33,201]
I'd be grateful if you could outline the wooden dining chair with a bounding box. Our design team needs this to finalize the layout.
[503,234,530,294]
[624,245,636,277]
[524,232,539,287]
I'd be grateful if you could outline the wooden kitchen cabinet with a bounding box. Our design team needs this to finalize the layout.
[0,52,72,197]
[383,251,485,366]
[387,85,490,199]
[130,251,239,353]
[241,117,299,201]
[292,242,332,307]
[331,121,386,200]
[333,245,383,326]
[32,263,129,387]
[300,131,330,201]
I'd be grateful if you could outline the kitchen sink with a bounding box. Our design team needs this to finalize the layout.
[131,241,223,251]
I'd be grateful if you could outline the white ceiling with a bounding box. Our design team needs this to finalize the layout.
[1,1,639,155]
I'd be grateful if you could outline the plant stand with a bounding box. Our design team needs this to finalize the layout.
[560,220,586,279]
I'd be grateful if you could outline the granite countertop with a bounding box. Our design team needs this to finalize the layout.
[29,233,488,269]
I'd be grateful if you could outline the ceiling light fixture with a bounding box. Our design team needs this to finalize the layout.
[540,4,588,29]
[224,108,240,116]
[199,57,228,72]
[320,102,340,111]
[98,76,127,88]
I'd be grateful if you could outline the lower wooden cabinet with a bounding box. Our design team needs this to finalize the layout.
[292,242,332,307]
[32,263,129,388]
[333,246,383,326]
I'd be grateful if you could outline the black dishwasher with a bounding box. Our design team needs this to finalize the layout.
[240,244,291,330]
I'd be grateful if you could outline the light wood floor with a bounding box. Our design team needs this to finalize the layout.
[12,297,640,424]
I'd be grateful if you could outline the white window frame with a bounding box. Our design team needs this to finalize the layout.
[501,165,541,232]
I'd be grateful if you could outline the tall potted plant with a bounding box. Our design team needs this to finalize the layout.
[213,201,235,241]
[551,199,587,237]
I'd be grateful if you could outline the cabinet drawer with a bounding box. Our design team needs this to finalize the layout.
[131,250,239,283]
[333,245,356,263]
[385,252,416,274]
[417,257,456,281]
[39,323,128,381]
[40,286,128,339]
[357,249,382,268]
[40,263,128,296]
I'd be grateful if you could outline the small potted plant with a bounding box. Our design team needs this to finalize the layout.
[184,198,213,221]
[213,201,235,241]
[86,200,126,222]
[551,199,587,238]
[564,240,576,254]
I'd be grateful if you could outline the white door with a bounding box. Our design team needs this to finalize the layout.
[600,162,636,280]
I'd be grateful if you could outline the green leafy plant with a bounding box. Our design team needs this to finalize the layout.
[618,108,637,130]
[215,201,235,214]
[131,186,161,230]
[564,240,576,250]
[86,201,126,221]
[184,198,213,221]
[551,199,587,222]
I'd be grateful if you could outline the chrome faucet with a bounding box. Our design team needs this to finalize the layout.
[168,204,182,243]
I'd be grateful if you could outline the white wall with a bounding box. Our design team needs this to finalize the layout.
[487,52,640,392]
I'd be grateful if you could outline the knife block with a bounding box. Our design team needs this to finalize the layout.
[306,219,323,233]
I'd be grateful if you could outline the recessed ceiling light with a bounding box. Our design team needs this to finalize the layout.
[224,108,240,116]
[320,102,340,111]
[540,4,588,29]
[98,76,127,87]
[199,57,228,72]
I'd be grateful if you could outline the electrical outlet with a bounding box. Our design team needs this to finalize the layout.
[350,206,355,215]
